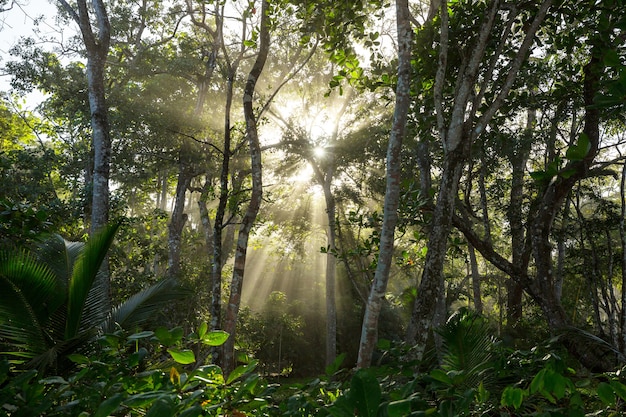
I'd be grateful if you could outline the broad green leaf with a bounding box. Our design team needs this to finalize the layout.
[145,398,175,417]
[430,368,452,385]
[124,391,168,407]
[227,360,258,385]
[202,330,229,346]
[167,348,195,365]
[66,353,90,365]
[565,133,590,161]
[179,406,202,417]
[387,399,411,416]
[530,368,546,394]
[610,380,626,401]
[350,369,381,417]
[41,376,68,384]
[597,382,615,405]
[154,326,184,346]
[127,347,148,367]
[198,322,208,339]
[604,49,621,67]
[93,393,124,417]
[127,331,154,341]
[501,386,525,410]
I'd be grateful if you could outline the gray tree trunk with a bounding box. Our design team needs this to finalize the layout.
[406,0,552,360]
[58,0,111,308]
[356,0,413,369]
[222,0,269,375]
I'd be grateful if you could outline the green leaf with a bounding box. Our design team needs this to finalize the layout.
[603,49,621,67]
[179,406,202,417]
[66,353,90,365]
[167,348,195,365]
[530,368,546,394]
[501,386,525,410]
[127,331,154,341]
[565,133,590,161]
[202,330,229,346]
[430,368,452,385]
[198,322,208,339]
[227,360,258,385]
[387,399,411,416]
[65,224,119,339]
[610,380,626,401]
[350,369,381,417]
[93,393,124,417]
[145,398,175,417]
[597,382,615,405]
[127,347,148,367]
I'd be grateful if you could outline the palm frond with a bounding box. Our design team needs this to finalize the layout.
[65,224,119,339]
[35,234,77,286]
[437,308,498,389]
[101,278,189,333]
[0,251,65,356]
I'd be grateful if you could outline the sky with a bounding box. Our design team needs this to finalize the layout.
[0,0,61,104]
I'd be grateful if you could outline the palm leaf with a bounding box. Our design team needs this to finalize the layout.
[0,251,65,357]
[35,234,80,286]
[437,308,497,389]
[101,278,188,333]
[65,224,119,340]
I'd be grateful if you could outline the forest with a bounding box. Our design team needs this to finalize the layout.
[1,0,626,415]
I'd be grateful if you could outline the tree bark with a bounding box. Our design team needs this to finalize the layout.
[58,0,111,309]
[406,0,553,360]
[167,157,192,279]
[356,0,413,369]
[222,0,269,375]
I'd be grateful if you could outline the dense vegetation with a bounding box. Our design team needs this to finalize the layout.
[1,0,626,414]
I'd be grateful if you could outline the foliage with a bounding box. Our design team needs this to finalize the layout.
[0,224,184,372]
[0,326,272,416]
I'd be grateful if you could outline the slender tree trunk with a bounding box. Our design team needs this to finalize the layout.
[468,243,482,314]
[406,0,552,359]
[58,0,111,309]
[167,159,192,279]
[222,0,269,375]
[323,180,338,367]
[619,161,626,354]
[506,111,533,326]
[210,74,233,335]
[356,0,413,369]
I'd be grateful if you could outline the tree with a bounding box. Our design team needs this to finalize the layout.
[450,0,626,369]
[221,0,270,375]
[356,0,414,369]
[57,0,111,235]
[406,0,553,361]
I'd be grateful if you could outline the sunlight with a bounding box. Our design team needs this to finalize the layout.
[313,146,326,159]
[241,193,328,313]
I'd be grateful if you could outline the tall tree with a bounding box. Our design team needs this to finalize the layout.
[356,0,413,369]
[57,0,111,235]
[406,0,553,361]
[222,0,270,375]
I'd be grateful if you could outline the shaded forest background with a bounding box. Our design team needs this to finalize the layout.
[1,0,626,387]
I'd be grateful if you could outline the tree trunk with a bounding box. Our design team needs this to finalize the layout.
[167,159,192,279]
[468,243,482,315]
[356,0,413,369]
[506,112,533,326]
[323,180,338,367]
[58,0,111,308]
[222,0,269,375]
[619,162,626,355]
[406,0,552,360]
